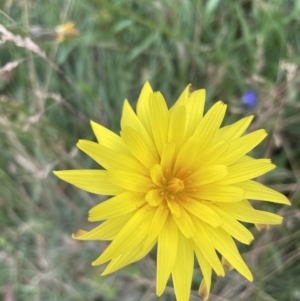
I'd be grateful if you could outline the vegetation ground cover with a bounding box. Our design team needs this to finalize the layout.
[1,1,300,300]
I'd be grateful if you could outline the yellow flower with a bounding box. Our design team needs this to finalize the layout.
[29,22,79,43]
[55,22,79,43]
[54,82,290,301]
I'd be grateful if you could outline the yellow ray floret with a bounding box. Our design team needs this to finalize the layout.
[54,81,290,301]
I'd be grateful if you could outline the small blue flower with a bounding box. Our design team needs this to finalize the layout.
[242,91,257,108]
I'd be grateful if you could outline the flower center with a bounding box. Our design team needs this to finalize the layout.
[166,177,185,194]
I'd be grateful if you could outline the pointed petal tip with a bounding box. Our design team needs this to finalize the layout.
[255,223,270,231]
[72,229,88,239]
[199,279,209,301]
[215,100,227,107]
[123,98,130,108]
[101,269,110,276]
[87,213,97,222]
[244,269,254,282]
[212,264,225,277]
[156,287,164,297]
[222,257,234,270]
[271,192,291,205]
[90,119,102,129]
[53,170,65,178]
[91,260,99,266]
[76,139,84,148]
[282,197,292,206]
[185,83,192,92]
[87,212,98,222]
[53,170,70,176]
[143,81,153,89]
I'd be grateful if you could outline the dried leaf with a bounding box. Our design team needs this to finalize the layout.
[0,24,46,58]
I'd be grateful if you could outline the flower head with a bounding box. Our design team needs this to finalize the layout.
[242,90,257,108]
[29,22,79,43]
[54,82,290,301]
[55,22,79,43]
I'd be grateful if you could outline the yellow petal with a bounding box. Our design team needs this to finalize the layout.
[173,206,196,238]
[121,127,158,168]
[179,197,222,228]
[53,170,124,195]
[145,189,164,206]
[73,212,134,240]
[222,256,234,270]
[217,159,276,185]
[149,92,169,155]
[171,84,191,108]
[136,81,153,136]
[156,216,178,296]
[168,105,186,147]
[192,219,224,276]
[203,224,253,281]
[160,142,176,174]
[142,205,169,250]
[88,192,145,221]
[255,223,270,231]
[185,165,228,186]
[193,101,227,151]
[235,155,256,163]
[184,89,205,138]
[194,140,229,168]
[102,238,156,275]
[210,204,254,244]
[173,136,202,173]
[166,196,181,216]
[121,99,159,159]
[121,99,143,131]
[236,180,291,205]
[216,115,254,141]
[217,200,283,224]
[90,120,130,155]
[199,279,210,301]
[218,129,267,165]
[77,140,146,173]
[107,170,152,193]
[150,164,164,187]
[191,184,245,202]
[72,229,87,237]
[195,248,212,301]
[172,232,194,301]
[92,206,155,266]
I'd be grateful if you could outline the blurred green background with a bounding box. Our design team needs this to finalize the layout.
[0,0,299,300]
